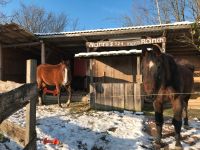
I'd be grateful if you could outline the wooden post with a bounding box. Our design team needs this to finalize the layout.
[0,43,2,80]
[86,47,95,108]
[41,41,45,64]
[134,56,143,112]
[25,59,37,150]
[89,59,95,108]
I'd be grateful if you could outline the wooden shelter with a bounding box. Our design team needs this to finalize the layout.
[1,22,200,110]
[0,23,41,82]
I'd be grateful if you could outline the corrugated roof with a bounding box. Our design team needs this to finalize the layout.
[0,23,38,45]
[35,21,193,37]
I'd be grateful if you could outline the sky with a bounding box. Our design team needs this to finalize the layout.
[1,0,138,30]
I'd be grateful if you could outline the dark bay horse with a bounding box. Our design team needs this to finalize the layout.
[37,61,72,107]
[141,45,194,149]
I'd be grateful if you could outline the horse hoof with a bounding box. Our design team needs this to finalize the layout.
[183,125,190,130]
[175,143,183,150]
[153,142,161,150]
[59,104,62,108]
[175,145,183,150]
[153,141,167,149]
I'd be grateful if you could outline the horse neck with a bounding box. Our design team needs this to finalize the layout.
[162,54,181,91]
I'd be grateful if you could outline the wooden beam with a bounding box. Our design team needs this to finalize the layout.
[134,56,143,112]
[2,41,40,48]
[41,41,46,64]
[0,43,2,80]
[0,83,38,124]
[25,59,37,150]
[136,56,142,83]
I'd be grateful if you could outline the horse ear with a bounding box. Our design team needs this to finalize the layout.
[66,60,70,65]
[141,46,148,56]
[152,44,161,56]
[61,60,65,64]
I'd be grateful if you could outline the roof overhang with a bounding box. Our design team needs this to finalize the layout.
[34,21,196,54]
[0,23,40,55]
[75,49,142,58]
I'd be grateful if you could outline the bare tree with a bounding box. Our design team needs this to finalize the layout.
[0,0,9,5]
[168,0,186,21]
[121,0,158,26]
[0,0,10,23]
[155,0,162,24]
[122,0,189,26]
[188,0,200,20]
[71,18,80,31]
[13,3,69,33]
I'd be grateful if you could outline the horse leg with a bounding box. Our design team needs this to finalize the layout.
[172,97,183,148]
[153,100,163,146]
[65,85,71,107]
[37,79,43,105]
[56,84,62,107]
[183,96,190,128]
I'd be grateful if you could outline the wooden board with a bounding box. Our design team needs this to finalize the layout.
[188,98,200,109]
[0,83,37,123]
[104,83,113,110]
[124,83,134,110]
[112,83,124,111]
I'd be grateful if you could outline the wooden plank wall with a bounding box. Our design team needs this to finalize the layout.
[93,83,135,111]
[93,56,136,83]
[91,55,138,111]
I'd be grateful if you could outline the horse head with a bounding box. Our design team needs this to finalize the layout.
[141,45,164,95]
[61,60,72,85]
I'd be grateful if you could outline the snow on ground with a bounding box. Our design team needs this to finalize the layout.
[0,102,200,150]
[3,104,151,150]
[1,103,200,150]
[0,80,23,93]
[0,81,200,149]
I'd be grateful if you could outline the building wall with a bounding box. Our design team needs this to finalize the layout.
[92,55,137,83]
[3,48,39,83]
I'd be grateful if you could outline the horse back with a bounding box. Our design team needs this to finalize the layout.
[177,64,194,94]
[37,64,64,85]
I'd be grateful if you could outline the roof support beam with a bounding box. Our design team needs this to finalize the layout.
[2,41,41,48]
[41,40,46,64]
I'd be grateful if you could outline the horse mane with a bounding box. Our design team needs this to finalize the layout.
[159,53,181,92]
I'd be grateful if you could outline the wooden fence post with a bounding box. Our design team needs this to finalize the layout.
[134,56,143,112]
[25,59,37,150]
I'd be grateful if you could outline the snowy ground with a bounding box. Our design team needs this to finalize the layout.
[0,81,200,150]
[2,103,151,150]
[0,102,200,150]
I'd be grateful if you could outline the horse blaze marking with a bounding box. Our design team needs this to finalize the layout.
[149,61,154,69]
[63,68,68,84]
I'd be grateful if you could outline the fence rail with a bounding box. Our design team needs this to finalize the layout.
[0,59,38,150]
[0,83,37,124]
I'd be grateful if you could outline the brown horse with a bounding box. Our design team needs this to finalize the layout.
[141,45,194,149]
[37,61,72,107]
